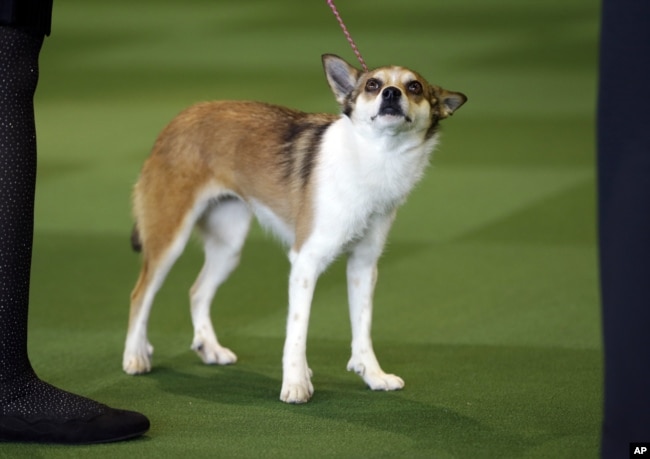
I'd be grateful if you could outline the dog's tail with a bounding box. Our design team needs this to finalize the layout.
[130,224,143,253]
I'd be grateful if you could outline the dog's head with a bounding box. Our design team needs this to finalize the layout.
[322,54,466,138]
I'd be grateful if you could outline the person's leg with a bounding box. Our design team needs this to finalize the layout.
[0,26,149,444]
[598,1,650,457]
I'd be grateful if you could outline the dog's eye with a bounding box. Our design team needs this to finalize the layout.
[407,81,423,95]
[365,79,381,92]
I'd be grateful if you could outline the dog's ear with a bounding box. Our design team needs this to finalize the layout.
[322,54,361,105]
[436,88,467,119]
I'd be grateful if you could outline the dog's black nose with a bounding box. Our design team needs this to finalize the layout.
[382,86,401,101]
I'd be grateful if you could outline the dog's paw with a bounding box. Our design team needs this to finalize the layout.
[123,342,154,375]
[280,365,314,404]
[191,339,237,365]
[347,360,404,391]
[280,381,314,404]
[366,372,405,391]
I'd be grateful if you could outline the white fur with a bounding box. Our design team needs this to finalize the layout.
[189,198,251,365]
[248,198,295,247]
[279,114,436,402]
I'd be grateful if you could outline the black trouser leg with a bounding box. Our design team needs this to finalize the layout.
[598,1,650,457]
[0,26,149,444]
[0,24,44,410]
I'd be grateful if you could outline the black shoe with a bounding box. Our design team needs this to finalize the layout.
[0,404,150,444]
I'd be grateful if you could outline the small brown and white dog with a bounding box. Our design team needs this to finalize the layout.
[123,54,466,403]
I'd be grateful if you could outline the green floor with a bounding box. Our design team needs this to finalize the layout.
[4,0,601,457]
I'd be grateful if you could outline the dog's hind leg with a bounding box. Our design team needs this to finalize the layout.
[123,194,207,375]
[123,233,191,374]
[190,197,252,365]
[346,211,404,391]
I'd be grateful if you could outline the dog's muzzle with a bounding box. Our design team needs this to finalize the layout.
[375,87,412,122]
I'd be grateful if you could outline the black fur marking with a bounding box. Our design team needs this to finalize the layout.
[342,94,355,118]
[130,224,142,253]
[299,123,330,186]
[279,123,300,181]
[425,117,440,140]
[280,120,332,187]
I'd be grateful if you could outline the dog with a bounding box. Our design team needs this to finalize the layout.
[122,54,466,403]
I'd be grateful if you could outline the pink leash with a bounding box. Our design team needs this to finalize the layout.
[326,0,369,72]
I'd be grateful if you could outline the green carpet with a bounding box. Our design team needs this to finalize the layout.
[3,0,600,457]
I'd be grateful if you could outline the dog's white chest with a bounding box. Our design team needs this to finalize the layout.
[325,120,432,202]
[312,119,434,243]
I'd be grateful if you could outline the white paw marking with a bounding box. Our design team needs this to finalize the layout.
[280,381,314,404]
[366,373,405,391]
[347,359,404,391]
[280,366,314,404]
[123,342,154,375]
[191,339,237,365]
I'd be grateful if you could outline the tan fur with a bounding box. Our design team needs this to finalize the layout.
[129,101,335,332]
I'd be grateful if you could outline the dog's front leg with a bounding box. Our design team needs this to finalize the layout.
[280,246,333,404]
[346,212,404,392]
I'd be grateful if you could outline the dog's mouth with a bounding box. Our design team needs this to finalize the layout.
[372,104,412,122]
